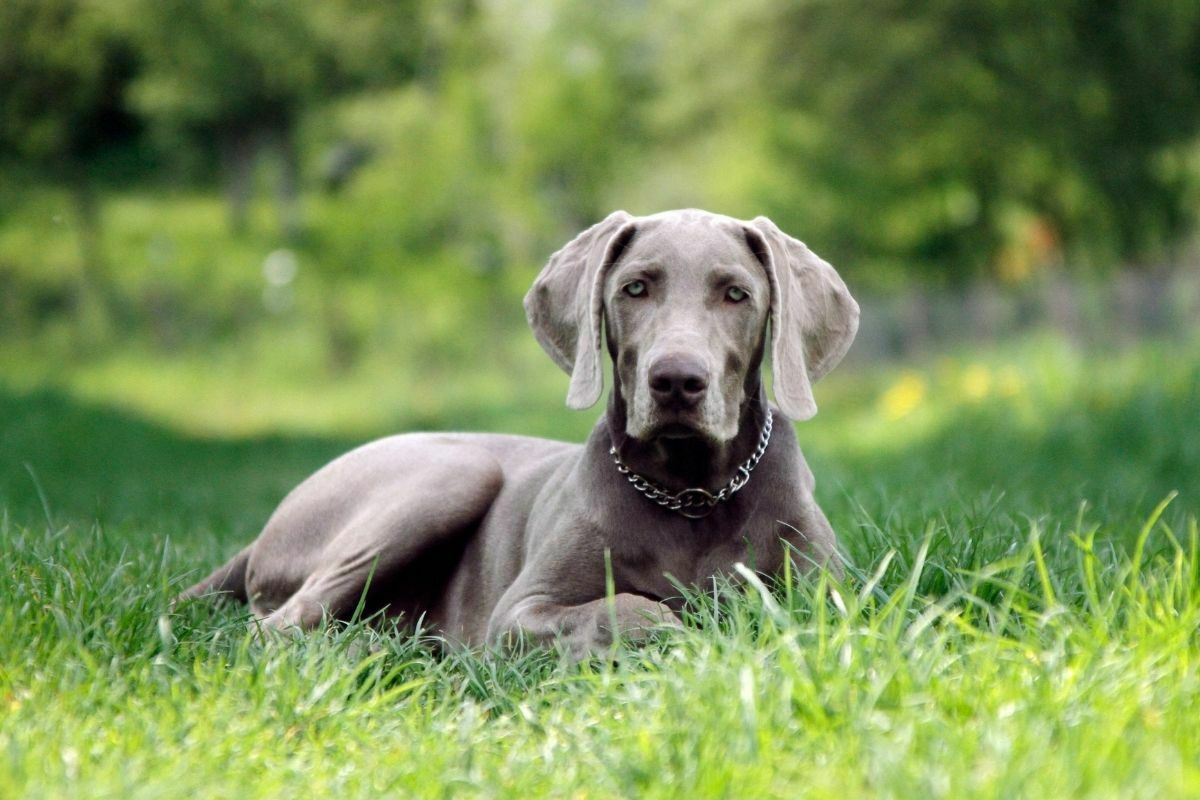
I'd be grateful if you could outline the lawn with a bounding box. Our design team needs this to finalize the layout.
[1,330,1198,798]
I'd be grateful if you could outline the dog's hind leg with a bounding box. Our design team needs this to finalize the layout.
[252,444,504,631]
[176,545,252,604]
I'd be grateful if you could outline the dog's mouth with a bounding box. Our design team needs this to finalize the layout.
[651,421,705,440]
[643,407,720,442]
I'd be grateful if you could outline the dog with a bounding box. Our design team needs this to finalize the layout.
[178,209,860,658]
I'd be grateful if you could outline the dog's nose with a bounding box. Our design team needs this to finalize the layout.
[648,354,709,408]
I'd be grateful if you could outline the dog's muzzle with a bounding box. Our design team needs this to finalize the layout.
[647,353,709,411]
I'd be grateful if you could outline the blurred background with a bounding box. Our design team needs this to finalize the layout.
[1,0,1198,543]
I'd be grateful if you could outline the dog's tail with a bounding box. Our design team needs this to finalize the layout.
[175,545,252,605]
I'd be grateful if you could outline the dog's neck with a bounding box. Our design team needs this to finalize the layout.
[606,384,772,493]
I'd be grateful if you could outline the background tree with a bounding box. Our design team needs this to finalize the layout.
[2,0,1198,296]
[755,0,1200,284]
[115,0,423,238]
[0,0,141,296]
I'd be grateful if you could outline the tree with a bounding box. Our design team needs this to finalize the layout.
[116,0,423,237]
[0,0,141,293]
[757,0,1200,283]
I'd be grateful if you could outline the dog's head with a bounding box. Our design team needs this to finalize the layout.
[525,209,859,442]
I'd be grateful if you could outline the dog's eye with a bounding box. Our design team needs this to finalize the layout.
[623,280,647,297]
[725,286,749,303]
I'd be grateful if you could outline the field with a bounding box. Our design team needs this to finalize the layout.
[2,299,1198,797]
[4,2,1200,794]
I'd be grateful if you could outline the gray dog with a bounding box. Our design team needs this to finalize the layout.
[179,209,859,658]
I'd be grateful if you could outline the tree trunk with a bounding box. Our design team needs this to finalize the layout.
[1046,270,1080,345]
[274,124,303,240]
[70,172,104,281]
[904,286,932,355]
[68,166,118,349]
[222,129,257,235]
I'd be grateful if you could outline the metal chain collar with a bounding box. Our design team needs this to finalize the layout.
[608,411,774,519]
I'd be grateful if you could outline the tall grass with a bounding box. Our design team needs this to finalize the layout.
[1,496,1196,798]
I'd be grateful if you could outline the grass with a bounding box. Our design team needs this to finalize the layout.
[1,330,1198,798]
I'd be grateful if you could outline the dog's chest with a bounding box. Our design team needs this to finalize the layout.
[615,531,779,600]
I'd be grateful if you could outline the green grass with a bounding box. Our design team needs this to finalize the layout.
[1,333,1198,798]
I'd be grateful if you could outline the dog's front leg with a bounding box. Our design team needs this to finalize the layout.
[487,593,681,660]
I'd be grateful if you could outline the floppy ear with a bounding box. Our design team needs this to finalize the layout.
[524,210,637,409]
[746,216,860,421]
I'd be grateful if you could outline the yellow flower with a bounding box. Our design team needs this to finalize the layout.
[961,364,991,402]
[880,371,927,420]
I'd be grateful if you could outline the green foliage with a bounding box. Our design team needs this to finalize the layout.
[113,0,423,134]
[760,0,1200,280]
[119,0,322,132]
[5,0,1200,296]
[0,0,139,171]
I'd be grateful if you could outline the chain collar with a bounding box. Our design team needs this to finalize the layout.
[608,411,773,519]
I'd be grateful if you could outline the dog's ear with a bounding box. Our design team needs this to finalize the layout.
[745,216,859,421]
[525,210,638,409]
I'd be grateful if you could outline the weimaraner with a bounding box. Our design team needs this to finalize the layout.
[179,209,860,658]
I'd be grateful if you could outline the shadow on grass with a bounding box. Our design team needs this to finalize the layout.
[0,386,355,543]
